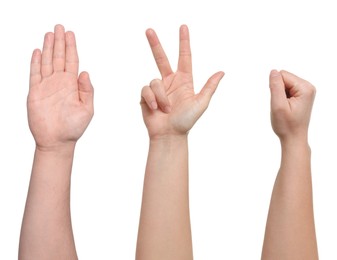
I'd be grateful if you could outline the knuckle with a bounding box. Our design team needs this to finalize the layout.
[53,52,65,59]
[150,78,161,88]
[202,86,215,96]
[141,85,154,99]
[179,50,191,57]
[141,85,149,95]
[154,55,166,66]
[301,82,316,97]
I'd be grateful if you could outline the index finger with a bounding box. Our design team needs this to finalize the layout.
[146,28,173,78]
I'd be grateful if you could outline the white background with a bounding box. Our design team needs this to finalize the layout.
[1,0,336,259]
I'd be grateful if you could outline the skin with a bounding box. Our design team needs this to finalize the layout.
[261,70,318,259]
[19,25,94,260]
[136,25,224,260]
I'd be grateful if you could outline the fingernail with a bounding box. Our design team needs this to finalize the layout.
[270,70,280,77]
[151,101,158,110]
[180,24,188,32]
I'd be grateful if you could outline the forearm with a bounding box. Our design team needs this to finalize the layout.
[136,135,193,260]
[19,144,78,260]
[262,139,318,259]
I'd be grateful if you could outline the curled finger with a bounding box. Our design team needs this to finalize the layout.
[141,85,158,110]
[150,79,171,113]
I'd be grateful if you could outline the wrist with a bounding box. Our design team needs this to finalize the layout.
[149,134,188,152]
[32,142,76,180]
[279,135,310,151]
[35,142,76,156]
[149,134,188,143]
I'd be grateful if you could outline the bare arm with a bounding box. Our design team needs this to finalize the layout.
[262,70,318,259]
[20,145,78,259]
[137,135,191,259]
[136,25,224,260]
[19,25,94,260]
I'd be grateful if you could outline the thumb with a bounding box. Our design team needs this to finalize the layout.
[269,70,287,111]
[78,71,94,107]
[197,71,224,111]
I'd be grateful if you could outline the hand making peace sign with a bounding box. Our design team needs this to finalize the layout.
[141,25,224,139]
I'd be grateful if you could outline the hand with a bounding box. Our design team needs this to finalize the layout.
[27,25,94,150]
[269,70,316,142]
[140,25,224,139]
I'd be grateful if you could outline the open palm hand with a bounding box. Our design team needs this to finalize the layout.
[27,25,94,150]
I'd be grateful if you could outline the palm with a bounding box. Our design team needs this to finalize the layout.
[28,72,91,146]
[143,72,197,137]
[142,26,223,138]
[28,25,93,149]
[164,71,194,104]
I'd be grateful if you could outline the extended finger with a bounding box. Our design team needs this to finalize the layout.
[146,28,173,78]
[65,31,79,75]
[197,71,224,109]
[30,49,42,87]
[150,79,171,113]
[178,25,192,74]
[53,24,66,72]
[41,32,54,77]
[78,71,94,112]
